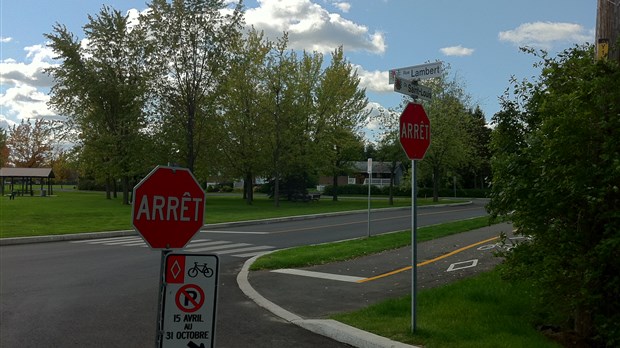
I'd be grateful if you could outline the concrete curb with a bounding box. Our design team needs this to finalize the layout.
[1,201,473,246]
[237,252,421,348]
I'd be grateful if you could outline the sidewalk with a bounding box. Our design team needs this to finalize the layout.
[238,223,513,348]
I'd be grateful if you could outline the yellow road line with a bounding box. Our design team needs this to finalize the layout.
[356,236,499,283]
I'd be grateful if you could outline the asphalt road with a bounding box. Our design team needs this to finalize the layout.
[0,199,489,347]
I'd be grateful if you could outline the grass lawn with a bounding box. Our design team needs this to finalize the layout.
[250,216,492,270]
[332,267,559,348]
[0,191,463,238]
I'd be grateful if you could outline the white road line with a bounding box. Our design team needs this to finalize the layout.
[184,241,231,250]
[186,242,251,253]
[185,241,222,248]
[212,245,274,255]
[103,239,147,245]
[270,269,365,283]
[233,250,273,258]
[122,241,148,247]
[201,230,269,235]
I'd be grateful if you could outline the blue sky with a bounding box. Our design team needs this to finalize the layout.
[0,0,595,140]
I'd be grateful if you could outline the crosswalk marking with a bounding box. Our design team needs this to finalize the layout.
[70,236,273,258]
[188,242,250,253]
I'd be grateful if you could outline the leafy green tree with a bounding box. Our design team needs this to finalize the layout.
[417,65,472,201]
[461,106,491,189]
[46,6,151,203]
[375,112,408,205]
[262,35,299,206]
[315,46,369,201]
[488,45,620,345]
[216,28,271,204]
[144,0,243,174]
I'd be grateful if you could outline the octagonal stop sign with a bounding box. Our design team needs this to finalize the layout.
[132,166,206,249]
[399,102,431,160]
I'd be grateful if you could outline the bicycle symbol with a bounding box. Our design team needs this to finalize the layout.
[187,262,214,278]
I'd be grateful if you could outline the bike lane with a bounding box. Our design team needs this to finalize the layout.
[240,223,514,347]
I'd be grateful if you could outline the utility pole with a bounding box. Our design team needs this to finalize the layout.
[596,0,620,61]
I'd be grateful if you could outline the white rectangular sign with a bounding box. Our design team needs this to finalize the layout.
[393,77,433,101]
[159,254,219,348]
[389,62,442,84]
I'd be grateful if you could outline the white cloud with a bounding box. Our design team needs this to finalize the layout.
[440,45,474,57]
[245,0,385,54]
[354,64,392,93]
[1,36,12,43]
[498,21,592,49]
[334,2,351,13]
[0,85,55,121]
[1,45,55,88]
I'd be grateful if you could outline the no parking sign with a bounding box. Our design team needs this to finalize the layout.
[159,254,219,348]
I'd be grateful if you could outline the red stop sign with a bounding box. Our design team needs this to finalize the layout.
[399,102,431,160]
[132,166,206,249]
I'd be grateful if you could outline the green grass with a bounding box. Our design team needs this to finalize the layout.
[0,191,464,238]
[250,216,491,270]
[332,267,559,348]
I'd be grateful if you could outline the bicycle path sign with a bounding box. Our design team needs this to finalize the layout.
[158,253,219,348]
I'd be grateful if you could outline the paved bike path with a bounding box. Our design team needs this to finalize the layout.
[239,222,514,348]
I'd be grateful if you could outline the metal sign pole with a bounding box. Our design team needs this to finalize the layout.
[368,158,372,238]
[411,159,418,332]
[155,249,171,347]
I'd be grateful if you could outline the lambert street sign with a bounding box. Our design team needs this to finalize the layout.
[389,61,442,84]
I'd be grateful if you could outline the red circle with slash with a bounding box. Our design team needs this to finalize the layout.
[175,284,205,313]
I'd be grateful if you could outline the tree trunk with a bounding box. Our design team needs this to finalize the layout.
[122,175,130,205]
[432,166,440,202]
[388,171,394,205]
[332,174,339,201]
[273,173,280,207]
[244,172,253,205]
[105,176,111,200]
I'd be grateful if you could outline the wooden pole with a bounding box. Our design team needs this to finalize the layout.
[596,0,620,61]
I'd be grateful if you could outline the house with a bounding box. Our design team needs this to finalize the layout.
[318,161,404,188]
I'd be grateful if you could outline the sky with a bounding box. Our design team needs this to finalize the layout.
[0,0,596,141]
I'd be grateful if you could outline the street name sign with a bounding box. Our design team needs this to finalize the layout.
[132,166,206,249]
[399,102,431,160]
[394,77,432,102]
[159,253,219,348]
[389,61,442,84]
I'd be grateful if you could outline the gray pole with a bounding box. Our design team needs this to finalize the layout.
[411,159,418,332]
[367,159,372,238]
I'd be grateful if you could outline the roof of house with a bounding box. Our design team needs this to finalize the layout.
[0,167,55,178]
[352,161,402,174]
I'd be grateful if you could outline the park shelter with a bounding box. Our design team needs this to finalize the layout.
[0,167,55,196]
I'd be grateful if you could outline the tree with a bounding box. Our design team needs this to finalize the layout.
[488,45,620,345]
[461,106,491,189]
[315,46,369,201]
[6,119,56,168]
[375,106,408,205]
[0,128,10,167]
[144,0,243,174]
[216,28,271,204]
[46,6,152,204]
[262,35,299,206]
[416,65,472,201]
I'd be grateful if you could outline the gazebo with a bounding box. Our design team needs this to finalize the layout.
[0,167,55,197]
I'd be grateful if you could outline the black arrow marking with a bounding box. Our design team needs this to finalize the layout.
[187,341,205,348]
